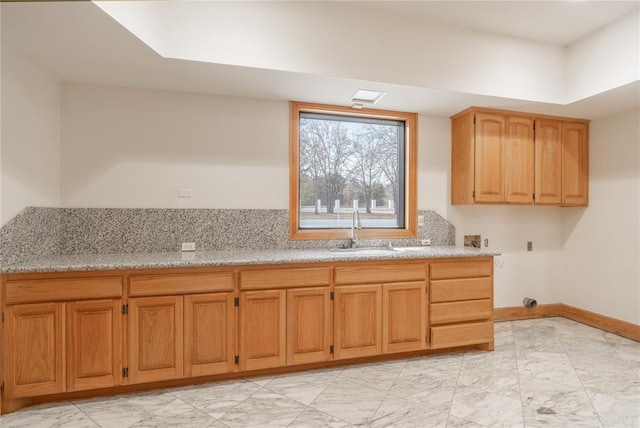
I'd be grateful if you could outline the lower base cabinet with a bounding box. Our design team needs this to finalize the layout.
[239,290,287,371]
[1,257,494,414]
[4,303,65,398]
[184,293,235,377]
[129,292,236,383]
[66,299,122,392]
[239,287,332,370]
[286,287,331,365]
[382,282,427,354]
[334,285,382,359]
[429,259,494,350]
[128,296,184,384]
[4,298,123,399]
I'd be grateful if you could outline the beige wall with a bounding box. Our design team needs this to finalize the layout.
[61,83,288,209]
[0,44,61,225]
[560,108,640,324]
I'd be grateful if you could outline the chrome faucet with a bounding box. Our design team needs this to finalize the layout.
[351,209,361,248]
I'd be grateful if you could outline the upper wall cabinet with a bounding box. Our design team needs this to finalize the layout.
[451,107,589,206]
[560,122,589,206]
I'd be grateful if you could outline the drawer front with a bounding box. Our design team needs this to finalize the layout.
[130,272,234,296]
[334,263,426,285]
[430,299,493,325]
[6,277,123,304]
[430,260,492,280]
[430,277,492,303]
[430,321,493,349]
[239,267,330,290]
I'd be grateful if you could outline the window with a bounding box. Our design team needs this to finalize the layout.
[289,101,417,240]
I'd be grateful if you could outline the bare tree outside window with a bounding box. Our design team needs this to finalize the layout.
[299,112,405,229]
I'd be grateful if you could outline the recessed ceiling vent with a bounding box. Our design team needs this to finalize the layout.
[349,89,386,108]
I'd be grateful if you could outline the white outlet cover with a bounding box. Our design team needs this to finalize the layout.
[178,188,193,198]
[418,215,425,226]
[181,242,196,251]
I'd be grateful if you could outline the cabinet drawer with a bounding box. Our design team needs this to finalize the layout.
[430,260,492,280]
[334,263,426,285]
[239,267,330,290]
[430,321,493,349]
[5,277,123,304]
[130,272,233,296]
[430,299,493,325]
[430,278,492,302]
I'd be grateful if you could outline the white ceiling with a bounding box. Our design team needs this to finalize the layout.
[1,1,639,119]
[353,1,640,45]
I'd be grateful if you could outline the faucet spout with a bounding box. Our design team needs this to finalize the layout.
[351,209,361,247]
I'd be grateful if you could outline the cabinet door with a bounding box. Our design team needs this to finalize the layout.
[334,285,381,359]
[67,299,122,391]
[4,303,65,398]
[505,116,534,204]
[561,122,589,206]
[239,290,286,371]
[474,112,506,203]
[184,293,235,377]
[534,119,562,204]
[286,287,331,365]
[129,296,183,384]
[382,282,427,354]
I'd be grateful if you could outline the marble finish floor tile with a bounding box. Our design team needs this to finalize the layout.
[1,318,638,427]
[309,378,388,425]
[0,402,98,428]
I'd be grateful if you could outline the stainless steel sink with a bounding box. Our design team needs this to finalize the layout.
[391,246,429,252]
[328,247,396,255]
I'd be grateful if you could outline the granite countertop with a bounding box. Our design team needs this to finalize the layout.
[1,246,499,274]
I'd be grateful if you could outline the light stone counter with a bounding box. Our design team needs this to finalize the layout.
[1,246,499,274]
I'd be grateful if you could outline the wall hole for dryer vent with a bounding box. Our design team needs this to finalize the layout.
[523,297,537,308]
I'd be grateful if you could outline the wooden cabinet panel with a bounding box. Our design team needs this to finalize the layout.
[129,296,183,384]
[240,268,330,290]
[430,278,493,303]
[130,272,233,296]
[4,303,65,398]
[474,112,506,203]
[561,122,589,206]
[430,260,492,280]
[382,282,426,354]
[184,293,235,377]
[66,299,122,391]
[239,290,286,371]
[6,277,122,304]
[334,263,425,285]
[286,287,331,365]
[334,285,381,359]
[430,299,493,325]
[431,321,493,349]
[535,119,562,204]
[505,116,534,204]
[451,111,476,204]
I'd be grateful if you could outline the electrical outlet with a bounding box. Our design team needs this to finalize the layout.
[178,188,193,198]
[418,215,425,226]
[181,242,196,252]
[420,238,431,246]
[484,238,489,248]
[527,241,533,251]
